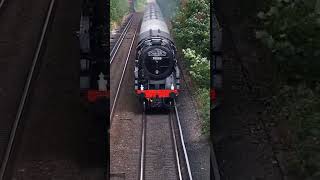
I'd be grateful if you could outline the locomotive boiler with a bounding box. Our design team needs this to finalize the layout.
[135,1,180,108]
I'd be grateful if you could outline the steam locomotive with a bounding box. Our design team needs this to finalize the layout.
[134,1,180,108]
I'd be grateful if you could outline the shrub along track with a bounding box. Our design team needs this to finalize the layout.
[212,1,285,180]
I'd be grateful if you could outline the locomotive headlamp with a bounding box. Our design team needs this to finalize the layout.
[171,83,174,90]
[140,84,144,91]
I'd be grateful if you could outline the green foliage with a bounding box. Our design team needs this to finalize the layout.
[257,1,320,178]
[183,48,210,88]
[256,0,320,83]
[173,0,210,58]
[134,0,147,12]
[172,0,210,135]
[173,0,210,87]
[110,0,129,25]
[265,84,320,179]
[156,0,180,18]
[195,88,210,135]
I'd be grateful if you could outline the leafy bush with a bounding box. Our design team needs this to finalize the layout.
[256,0,320,179]
[256,0,320,83]
[172,0,210,135]
[173,0,210,87]
[265,84,320,179]
[110,0,129,26]
[156,0,180,18]
[183,48,210,88]
[173,0,210,58]
[134,0,147,12]
[257,1,320,178]
[196,88,210,135]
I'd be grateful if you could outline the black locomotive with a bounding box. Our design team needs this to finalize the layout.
[134,1,180,108]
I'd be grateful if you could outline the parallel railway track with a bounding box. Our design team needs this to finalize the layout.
[139,100,193,180]
[110,14,140,124]
[110,14,134,64]
[0,0,55,179]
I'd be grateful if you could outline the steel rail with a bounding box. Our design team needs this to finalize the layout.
[139,104,184,180]
[110,14,134,64]
[173,100,193,180]
[0,0,5,10]
[109,25,138,123]
[169,105,183,180]
[0,0,55,179]
[210,142,221,180]
[138,101,194,180]
[139,102,146,180]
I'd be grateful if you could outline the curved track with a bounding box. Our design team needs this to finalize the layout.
[0,0,56,179]
[139,100,193,180]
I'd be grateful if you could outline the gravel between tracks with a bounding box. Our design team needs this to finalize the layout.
[144,113,178,180]
[110,13,142,180]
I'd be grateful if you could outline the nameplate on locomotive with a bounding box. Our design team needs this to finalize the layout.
[148,48,167,57]
[152,57,162,60]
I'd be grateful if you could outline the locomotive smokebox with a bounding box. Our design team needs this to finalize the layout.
[139,44,175,80]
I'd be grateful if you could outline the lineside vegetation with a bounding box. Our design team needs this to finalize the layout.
[167,0,210,135]
[134,0,147,12]
[110,0,129,29]
[257,0,320,178]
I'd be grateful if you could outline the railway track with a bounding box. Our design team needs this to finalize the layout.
[0,0,55,179]
[139,100,193,180]
[110,14,134,64]
[110,14,140,123]
[0,0,5,10]
[176,59,220,179]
